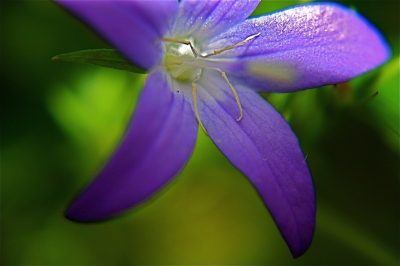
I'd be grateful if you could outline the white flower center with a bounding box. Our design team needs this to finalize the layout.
[164,40,201,82]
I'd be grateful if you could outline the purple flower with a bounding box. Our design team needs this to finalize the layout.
[56,0,389,258]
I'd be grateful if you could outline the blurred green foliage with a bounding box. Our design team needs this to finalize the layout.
[1,0,399,265]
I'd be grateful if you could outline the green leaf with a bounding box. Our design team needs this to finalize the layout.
[52,49,147,74]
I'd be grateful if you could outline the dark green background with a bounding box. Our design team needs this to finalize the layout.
[1,0,399,264]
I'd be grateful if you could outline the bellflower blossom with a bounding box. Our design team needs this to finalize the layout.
[55,0,389,258]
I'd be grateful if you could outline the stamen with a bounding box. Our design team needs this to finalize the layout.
[192,82,208,136]
[203,33,260,58]
[160,37,199,58]
[160,37,191,45]
[161,61,183,67]
[161,35,250,127]
[221,71,243,121]
[190,69,208,136]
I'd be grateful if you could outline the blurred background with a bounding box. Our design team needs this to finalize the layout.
[1,0,399,264]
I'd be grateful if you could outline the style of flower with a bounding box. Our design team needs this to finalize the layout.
[55,0,389,258]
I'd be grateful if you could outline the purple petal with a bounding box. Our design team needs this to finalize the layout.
[172,0,260,43]
[55,0,179,69]
[204,3,390,92]
[195,69,315,257]
[66,69,198,222]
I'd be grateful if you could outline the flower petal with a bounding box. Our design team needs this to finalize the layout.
[66,69,198,222]
[205,3,390,92]
[195,69,315,257]
[55,0,179,70]
[172,0,260,43]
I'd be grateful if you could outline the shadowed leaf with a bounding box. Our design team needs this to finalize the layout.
[52,49,147,74]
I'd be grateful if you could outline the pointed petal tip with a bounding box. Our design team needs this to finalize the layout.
[64,210,93,224]
[286,192,316,258]
[64,202,103,223]
[65,200,119,223]
[284,216,315,258]
[291,250,306,259]
[290,234,314,258]
[65,213,109,224]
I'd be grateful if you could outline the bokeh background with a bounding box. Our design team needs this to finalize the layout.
[1,0,399,264]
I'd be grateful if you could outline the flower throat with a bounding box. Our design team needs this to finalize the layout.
[160,33,260,135]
